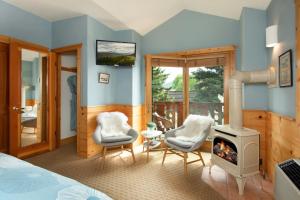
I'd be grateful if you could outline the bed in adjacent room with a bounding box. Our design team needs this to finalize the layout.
[0,153,112,200]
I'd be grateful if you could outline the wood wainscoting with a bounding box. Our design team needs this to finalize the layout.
[243,110,267,171]
[242,110,299,182]
[78,104,145,158]
[266,112,300,181]
[76,106,299,181]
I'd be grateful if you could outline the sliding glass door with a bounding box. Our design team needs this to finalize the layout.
[152,66,184,131]
[188,66,224,125]
[146,52,232,130]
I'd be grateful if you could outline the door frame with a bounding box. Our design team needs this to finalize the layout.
[52,44,82,151]
[0,38,9,153]
[144,45,236,125]
[9,38,56,157]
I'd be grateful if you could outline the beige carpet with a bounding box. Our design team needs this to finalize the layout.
[26,144,225,200]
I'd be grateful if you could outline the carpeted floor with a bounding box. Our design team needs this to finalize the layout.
[26,144,273,200]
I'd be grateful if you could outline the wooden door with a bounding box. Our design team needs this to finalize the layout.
[0,43,9,152]
[9,41,22,155]
[9,39,53,157]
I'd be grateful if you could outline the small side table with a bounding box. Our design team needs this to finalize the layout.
[141,130,163,162]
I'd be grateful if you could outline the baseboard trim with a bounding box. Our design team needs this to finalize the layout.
[61,135,77,145]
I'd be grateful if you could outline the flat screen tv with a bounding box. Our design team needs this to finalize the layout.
[96,40,136,66]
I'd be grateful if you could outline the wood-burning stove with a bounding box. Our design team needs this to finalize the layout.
[213,137,238,165]
[210,125,260,195]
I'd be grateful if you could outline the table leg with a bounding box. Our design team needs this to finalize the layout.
[147,138,150,162]
[142,137,145,152]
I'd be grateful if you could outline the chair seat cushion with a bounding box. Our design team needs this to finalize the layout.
[102,135,132,143]
[166,137,195,149]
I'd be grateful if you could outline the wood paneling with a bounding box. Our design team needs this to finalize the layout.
[79,104,145,158]
[265,113,298,181]
[0,42,9,153]
[242,111,299,182]
[243,110,267,171]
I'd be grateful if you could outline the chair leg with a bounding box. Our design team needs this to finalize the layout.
[197,150,205,166]
[130,144,136,163]
[183,152,188,176]
[102,146,107,169]
[162,146,168,165]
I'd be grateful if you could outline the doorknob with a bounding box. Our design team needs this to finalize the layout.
[12,106,20,111]
[12,107,24,113]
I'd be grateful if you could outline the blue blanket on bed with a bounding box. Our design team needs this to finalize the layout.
[0,153,112,200]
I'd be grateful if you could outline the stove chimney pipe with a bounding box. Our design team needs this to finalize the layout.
[229,68,276,130]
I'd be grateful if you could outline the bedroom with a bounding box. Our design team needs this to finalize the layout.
[0,0,299,199]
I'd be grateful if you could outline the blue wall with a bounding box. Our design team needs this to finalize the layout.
[240,8,269,110]
[0,0,297,116]
[52,16,88,105]
[142,10,240,54]
[0,0,51,47]
[142,10,241,103]
[114,30,144,106]
[86,17,118,106]
[86,18,144,106]
[267,0,296,117]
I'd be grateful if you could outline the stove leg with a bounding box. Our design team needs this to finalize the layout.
[256,173,263,190]
[235,176,246,195]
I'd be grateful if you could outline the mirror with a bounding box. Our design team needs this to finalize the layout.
[21,49,48,147]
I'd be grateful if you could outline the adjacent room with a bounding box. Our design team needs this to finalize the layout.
[0,0,299,200]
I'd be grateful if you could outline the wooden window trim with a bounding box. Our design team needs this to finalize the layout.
[145,45,236,125]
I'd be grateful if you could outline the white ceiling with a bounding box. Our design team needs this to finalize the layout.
[4,0,272,35]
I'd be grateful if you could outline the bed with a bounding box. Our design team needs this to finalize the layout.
[0,153,112,200]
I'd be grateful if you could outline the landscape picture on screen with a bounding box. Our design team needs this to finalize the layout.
[96,40,136,66]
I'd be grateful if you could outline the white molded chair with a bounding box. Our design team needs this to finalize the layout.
[162,115,214,175]
[93,112,138,168]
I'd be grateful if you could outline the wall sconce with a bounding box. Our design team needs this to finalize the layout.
[266,25,278,48]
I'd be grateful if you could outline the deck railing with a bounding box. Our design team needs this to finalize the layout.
[153,101,223,128]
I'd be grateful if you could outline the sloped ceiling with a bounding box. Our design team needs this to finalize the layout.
[3,0,271,35]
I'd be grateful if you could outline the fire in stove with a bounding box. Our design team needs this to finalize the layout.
[213,137,238,165]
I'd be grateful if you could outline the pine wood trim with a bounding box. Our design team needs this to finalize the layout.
[49,52,57,151]
[61,66,77,73]
[52,44,83,53]
[10,38,49,53]
[0,42,9,153]
[61,135,77,145]
[0,35,10,44]
[51,44,82,155]
[156,45,236,57]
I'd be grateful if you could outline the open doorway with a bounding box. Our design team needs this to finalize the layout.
[60,53,77,145]
[52,44,82,150]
